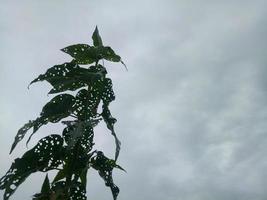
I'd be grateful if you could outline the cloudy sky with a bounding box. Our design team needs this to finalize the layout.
[1,0,267,199]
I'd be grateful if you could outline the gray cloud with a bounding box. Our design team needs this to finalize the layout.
[1,0,267,199]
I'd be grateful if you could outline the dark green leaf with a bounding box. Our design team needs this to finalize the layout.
[100,78,115,104]
[10,120,35,154]
[30,62,86,94]
[121,60,128,71]
[32,192,50,200]
[61,43,125,67]
[61,44,97,64]
[0,135,64,200]
[91,151,121,200]
[25,134,64,171]
[41,174,50,193]
[102,104,120,161]
[10,117,50,154]
[88,63,107,75]
[79,168,88,188]
[51,181,87,200]
[92,26,103,47]
[53,169,66,184]
[41,94,75,123]
[50,181,65,199]
[30,61,79,85]
[10,94,75,153]
[69,182,87,200]
[30,62,103,94]
[26,94,75,145]
[107,160,126,172]
[62,121,94,151]
[25,117,49,147]
[74,89,101,120]
[72,76,114,121]
[99,46,128,70]
[97,78,121,160]
[100,46,121,62]
[52,162,73,184]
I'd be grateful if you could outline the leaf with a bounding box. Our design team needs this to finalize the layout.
[69,182,87,200]
[25,134,64,171]
[107,160,126,172]
[58,122,95,186]
[30,62,103,94]
[121,60,128,71]
[41,94,75,123]
[10,120,35,154]
[51,181,87,200]
[92,26,103,47]
[52,162,73,184]
[50,181,65,199]
[95,75,121,160]
[62,117,102,128]
[62,121,94,151]
[73,89,101,120]
[30,61,78,85]
[88,64,107,74]
[102,104,121,161]
[79,168,88,188]
[53,169,66,184]
[52,159,77,184]
[33,174,51,199]
[99,46,127,70]
[10,117,50,154]
[26,94,76,145]
[84,73,115,106]
[100,46,121,62]
[100,78,115,104]
[41,174,50,193]
[72,75,114,121]
[10,94,75,153]
[91,151,121,200]
[0,135,64,200]
[61,44,97,64]
[100,47,128,70]
[61,43,124,66]
[101,90,119,161]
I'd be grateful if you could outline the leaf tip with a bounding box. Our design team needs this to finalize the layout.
[9,146,14,154]
[28,80,36,89]
[60,48,67,53]
[9,140,18,154]
[121,60,128,71]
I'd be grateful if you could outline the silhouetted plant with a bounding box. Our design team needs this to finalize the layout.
[0,27,126,200]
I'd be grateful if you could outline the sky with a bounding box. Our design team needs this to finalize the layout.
[1,0,267,199]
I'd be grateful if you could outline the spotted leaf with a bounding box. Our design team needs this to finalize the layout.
[61,44,98,64]
[51,181,87,200]
[62,121,94,151]
[26,94,76,145]
[91,151,123,200]
[30,62,103,94]
[10,117,50,154]
[0,135,64,200]
[74,89,101,120]
[102,104,120,161]
[99,46,121,62]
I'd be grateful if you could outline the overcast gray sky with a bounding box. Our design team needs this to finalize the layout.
[1,0,267,200]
